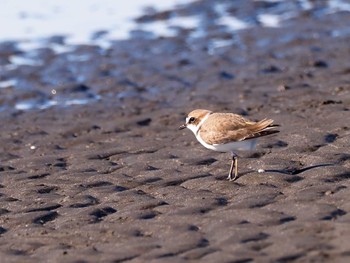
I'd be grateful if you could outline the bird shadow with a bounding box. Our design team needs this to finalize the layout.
[216,163,336,182]
[263,163,335,175]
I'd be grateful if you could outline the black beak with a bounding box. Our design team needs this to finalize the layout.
[179,124,186,130]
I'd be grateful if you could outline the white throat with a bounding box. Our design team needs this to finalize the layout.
[186,113,211,135]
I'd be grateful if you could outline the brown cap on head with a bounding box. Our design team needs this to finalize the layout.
[187,109,212,119]
[186,109,212,126]
[179,109,212,130]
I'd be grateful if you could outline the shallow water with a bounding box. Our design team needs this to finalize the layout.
[0,0,350,111]
[0,0,194,44]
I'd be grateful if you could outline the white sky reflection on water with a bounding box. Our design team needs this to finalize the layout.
[258,14,282,27]
[2,0,350,46]
[0,79,17,89]
[0,0,194,45]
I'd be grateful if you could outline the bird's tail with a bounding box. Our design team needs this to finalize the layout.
[246,119,280,139]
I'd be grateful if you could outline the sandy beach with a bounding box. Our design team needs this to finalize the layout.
[0,1,350,262]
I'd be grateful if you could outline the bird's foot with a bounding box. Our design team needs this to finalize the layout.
[227,174,238,181]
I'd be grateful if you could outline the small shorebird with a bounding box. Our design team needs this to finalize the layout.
[179,109,279,181]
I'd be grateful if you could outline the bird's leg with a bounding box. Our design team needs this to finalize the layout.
[227,153,238,181]
[227,159,234,180]
[233,156,238,181]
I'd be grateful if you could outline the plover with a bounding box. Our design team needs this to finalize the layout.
[179,109,279,181]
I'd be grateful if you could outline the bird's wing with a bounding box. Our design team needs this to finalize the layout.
[199,113,278,145]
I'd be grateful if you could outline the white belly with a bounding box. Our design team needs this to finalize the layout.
[196,134,257,153]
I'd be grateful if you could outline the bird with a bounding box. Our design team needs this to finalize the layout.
[179,109,279,181]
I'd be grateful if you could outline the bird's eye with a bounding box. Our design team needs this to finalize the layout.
[189,117,195,123]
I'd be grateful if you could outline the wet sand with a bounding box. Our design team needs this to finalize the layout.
[0,1,350,262]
